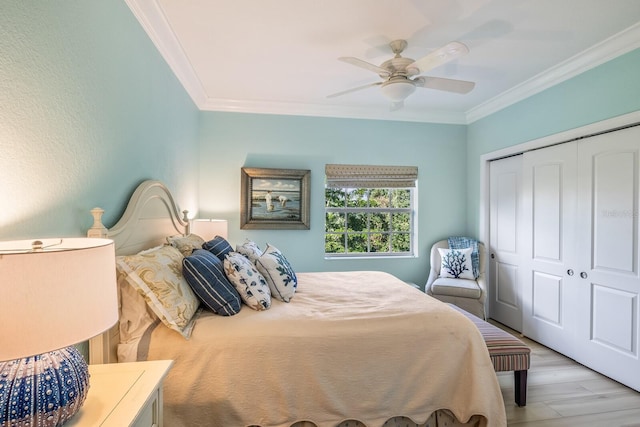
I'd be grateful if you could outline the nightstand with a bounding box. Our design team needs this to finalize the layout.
[66,360,173,427]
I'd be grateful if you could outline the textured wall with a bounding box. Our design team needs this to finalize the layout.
[466,48,640,235]
[0,1,199,240]
[198,112,468,286]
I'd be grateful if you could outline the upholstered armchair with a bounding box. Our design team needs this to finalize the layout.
[425,239,487,319]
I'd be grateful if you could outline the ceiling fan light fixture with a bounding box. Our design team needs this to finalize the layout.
[380,79,416,102]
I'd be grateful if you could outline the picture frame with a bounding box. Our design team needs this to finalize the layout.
[240,167,310,230]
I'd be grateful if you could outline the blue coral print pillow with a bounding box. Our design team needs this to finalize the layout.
[255,244,297,302]
[438,247,475,280]
[224,251,271,310]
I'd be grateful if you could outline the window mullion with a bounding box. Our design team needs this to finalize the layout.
[325,186,414,257]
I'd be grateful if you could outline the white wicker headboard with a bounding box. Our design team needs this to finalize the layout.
[88,180,189,364]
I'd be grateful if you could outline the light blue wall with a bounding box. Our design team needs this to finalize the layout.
[0,1,200,241]
[4,0,638,287]
[198,112,467,285]
[466,48,640,235]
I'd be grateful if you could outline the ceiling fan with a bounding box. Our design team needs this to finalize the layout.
[328,39,475,110]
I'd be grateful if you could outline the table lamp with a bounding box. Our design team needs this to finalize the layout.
[0,238,118,426]
[191,218,228,240]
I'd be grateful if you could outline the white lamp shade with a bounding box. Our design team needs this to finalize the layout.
[0,238,118,361]
[191,219,228,240]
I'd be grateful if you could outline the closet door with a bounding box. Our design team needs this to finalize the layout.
[575,125,640,391]
[489,155,523,330]
[521,142,579,357]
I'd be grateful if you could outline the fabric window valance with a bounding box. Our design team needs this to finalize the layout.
[325,164,418,188]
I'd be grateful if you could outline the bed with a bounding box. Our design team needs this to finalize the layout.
[88,180,507,427]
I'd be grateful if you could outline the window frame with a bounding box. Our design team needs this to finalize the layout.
[324,185,418,259]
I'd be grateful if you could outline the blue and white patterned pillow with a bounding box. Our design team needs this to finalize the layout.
[438,247,475,280]
[235,239,263,262]
[203,236,233,261]
[183,249,242,316]
[224,251,271,311]
[255,244,297,302]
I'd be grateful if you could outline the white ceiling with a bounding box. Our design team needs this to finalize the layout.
[127,0,640,124]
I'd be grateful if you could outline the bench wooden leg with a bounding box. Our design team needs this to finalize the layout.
[514,370,527,407]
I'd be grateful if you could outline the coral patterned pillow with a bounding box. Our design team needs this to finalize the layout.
[255,244,297,302]
[224,252,271,311]
[438,247,475,280]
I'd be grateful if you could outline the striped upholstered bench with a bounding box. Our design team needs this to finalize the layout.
[449,304,531,407]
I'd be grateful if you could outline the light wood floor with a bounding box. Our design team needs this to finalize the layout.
[491,321,640,426]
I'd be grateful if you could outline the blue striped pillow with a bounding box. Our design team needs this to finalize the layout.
[203,236,233,261]
[182,249,242,316]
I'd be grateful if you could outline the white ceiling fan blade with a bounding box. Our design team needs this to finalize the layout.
[338,57,390,77]
[414,76,475,94]
[407,41,469,74]
[327,82,382,98]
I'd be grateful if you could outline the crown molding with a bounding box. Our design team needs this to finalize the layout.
[126,0,640,125]
[201,98,469,124]
[465,22,640,123]
[125,0,207,107]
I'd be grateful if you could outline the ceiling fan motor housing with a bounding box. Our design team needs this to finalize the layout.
[379,57,417,78]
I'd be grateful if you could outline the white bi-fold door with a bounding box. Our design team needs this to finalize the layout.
[491,124,640,391]
[489,155,524,331]
[521,142,579,358]
[573,126,640,390]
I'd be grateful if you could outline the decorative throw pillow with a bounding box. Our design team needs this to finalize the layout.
[183,249,242,316]
[224,251,271,311]
[255,244,297,302]
[438,247,475,280]
[203,236,233,261]
[167,233,205,257]
[117,245,200,338]
[115,261,159,361]
[236,239,263,263]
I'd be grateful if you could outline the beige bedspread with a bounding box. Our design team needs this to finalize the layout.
[143,271,507,427]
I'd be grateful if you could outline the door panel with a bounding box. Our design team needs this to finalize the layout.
[592,151,636,273]
[489,155,523,330]
[532,271,563,325]
[591,284,636,354]
[533,164,562,261]
[576,125,640,390]
[521,142,578,356]
[495,262,518,309]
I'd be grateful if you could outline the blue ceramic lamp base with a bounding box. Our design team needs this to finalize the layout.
[0,346,89,427]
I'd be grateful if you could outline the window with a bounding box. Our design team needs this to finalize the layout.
[324,164,417,258]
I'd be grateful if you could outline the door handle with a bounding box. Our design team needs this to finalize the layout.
[580,272,588,279]
[491,253,495,259]
[567,269,574,276]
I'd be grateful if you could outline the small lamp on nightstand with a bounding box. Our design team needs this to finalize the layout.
[0,238,118,426]
[191,218,228,240]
